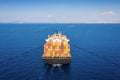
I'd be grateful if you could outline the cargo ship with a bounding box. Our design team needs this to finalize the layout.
[42,31,71,65]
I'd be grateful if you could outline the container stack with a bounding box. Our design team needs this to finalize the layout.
[43,40,71,58]
[42,32,71,58]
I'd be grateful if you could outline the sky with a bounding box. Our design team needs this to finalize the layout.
[0,0,120,23]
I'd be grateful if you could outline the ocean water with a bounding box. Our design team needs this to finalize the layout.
[0,23,120,80]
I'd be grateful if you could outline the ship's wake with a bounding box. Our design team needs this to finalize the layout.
[52,64,62,67]
[38,64,70,80]
[72,44,120,68]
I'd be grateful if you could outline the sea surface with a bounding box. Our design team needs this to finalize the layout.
[0,23,120,80]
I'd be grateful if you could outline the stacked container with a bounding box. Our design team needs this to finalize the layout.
[43,32,71,58]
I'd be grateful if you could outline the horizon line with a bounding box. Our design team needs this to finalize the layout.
[0,22,120,24]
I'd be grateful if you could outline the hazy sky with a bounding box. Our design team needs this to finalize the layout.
[0,0,120,23]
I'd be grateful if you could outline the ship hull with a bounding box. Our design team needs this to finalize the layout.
[42,58,71,64]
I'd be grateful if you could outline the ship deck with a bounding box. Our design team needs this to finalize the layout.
[42,57,71,64]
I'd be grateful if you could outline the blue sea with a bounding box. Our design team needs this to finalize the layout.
[0,23,120,80]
